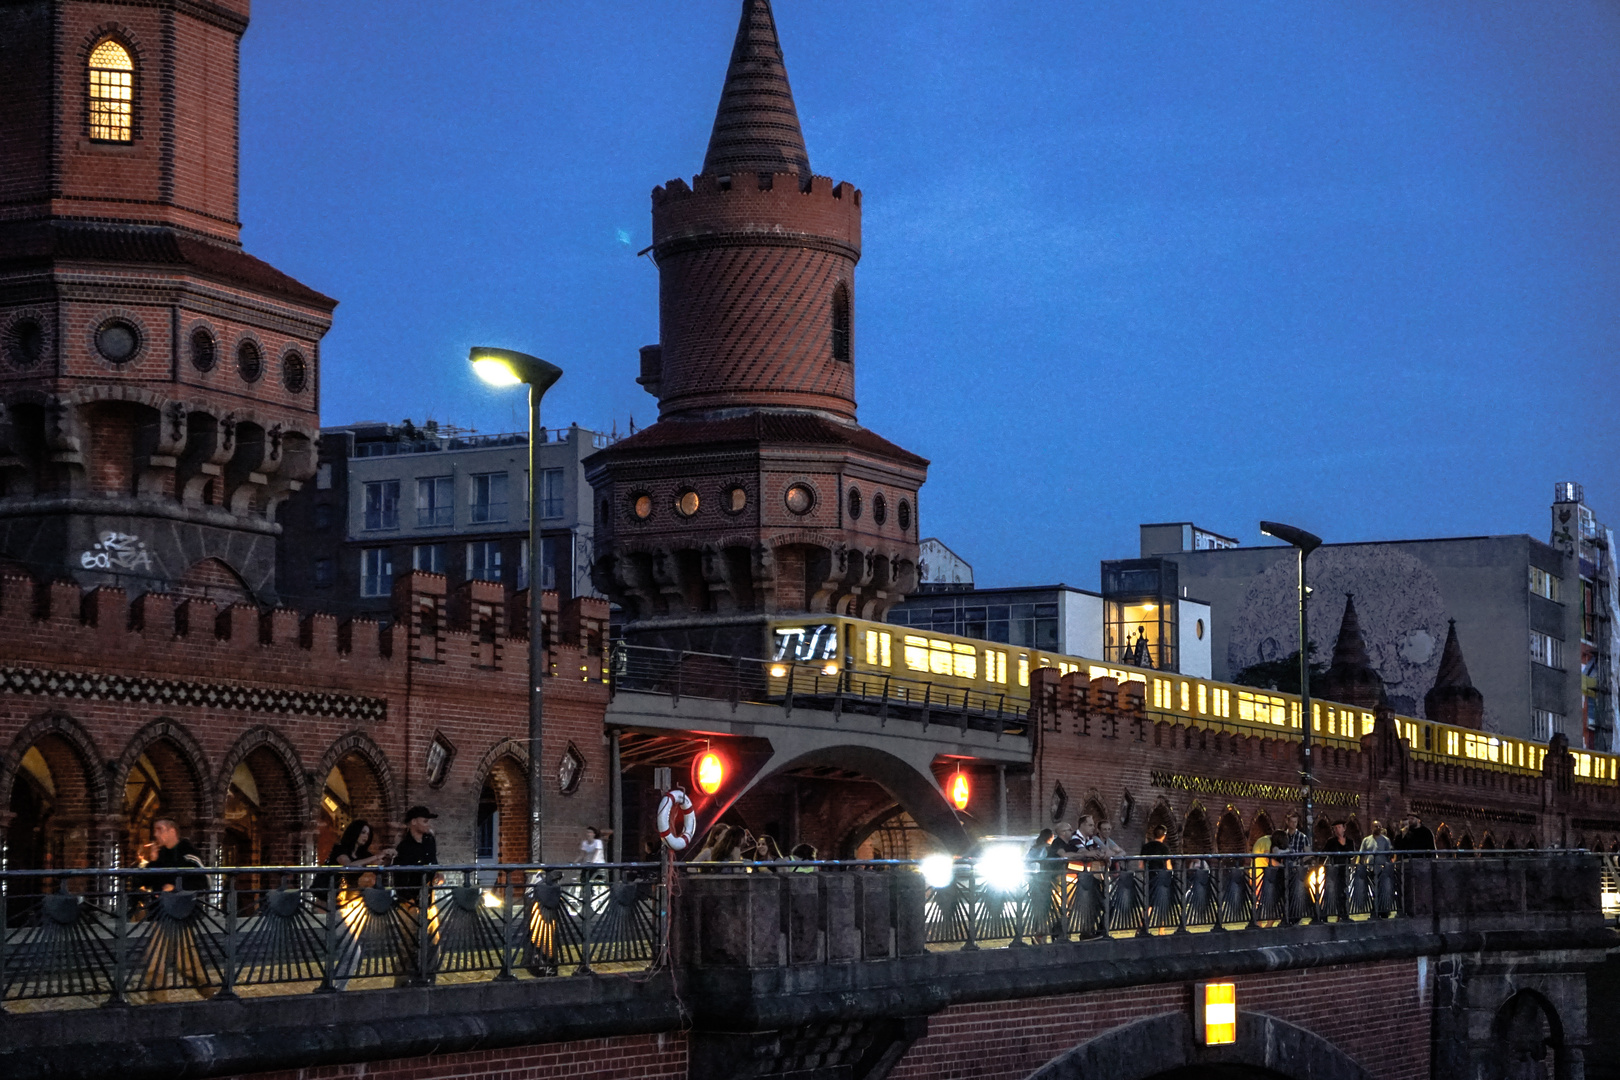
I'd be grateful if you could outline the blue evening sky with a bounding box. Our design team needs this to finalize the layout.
[240,2,1620,588]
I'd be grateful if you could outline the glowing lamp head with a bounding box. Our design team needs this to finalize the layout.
[919,853,955,889]
[949,771,970,811]
[769,663,788,679]
[694,750,725,795]
[1194,982,1237,1045]
[821,662,839,676]
[468,347,563,392]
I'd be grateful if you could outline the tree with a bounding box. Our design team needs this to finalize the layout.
[1232,643,1327,695]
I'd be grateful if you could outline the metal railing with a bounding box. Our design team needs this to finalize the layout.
[920,851,1403,947]
[0,863,663,1006]
[611,644,1028,737]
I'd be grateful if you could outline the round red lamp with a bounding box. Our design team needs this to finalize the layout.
[694,750,726,795]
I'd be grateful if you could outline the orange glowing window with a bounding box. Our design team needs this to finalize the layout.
[1195,981,1237,1045]
[88,40,134,142]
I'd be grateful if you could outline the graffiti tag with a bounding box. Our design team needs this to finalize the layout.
[80,531,153,572]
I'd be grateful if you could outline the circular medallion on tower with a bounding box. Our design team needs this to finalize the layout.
[676,489,700,518]
[630,491,653,521]
[237,338,263,382]
[724,485,748,514]
[189,326,217,372]
[4,315,46,370]
[872,492,887,527]
[785,483,815,515]
[898,498,912,533]
[94,318,140,365]
[847,487,862,520]
[282,349,308,393]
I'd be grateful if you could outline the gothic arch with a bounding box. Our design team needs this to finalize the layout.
[472,740,531,865]
[112,716,211,820]
[1181,802,1212,855]
[1028,1010,1374,1080]
[1493,988,1566,1079]
[1145,797,1179,848]
[214,726,313,822]
[1216,807,1247,853]
[0,712,109,817]
[315,731,400,836]
[1081,792,1108,827]
[471,737,530,786]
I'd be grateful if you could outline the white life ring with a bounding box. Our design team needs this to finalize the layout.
[657,788,697,851]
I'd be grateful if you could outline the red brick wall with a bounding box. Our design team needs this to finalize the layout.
[890,958,1427,1080]
[229,1032,689,1080]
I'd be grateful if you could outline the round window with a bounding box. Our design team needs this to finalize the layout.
[189,327,216,372]
[785,483,815,515]
[847,487,862,520]
[726,486,748,513]
[1196,618,1205,641]
[898,498,912,532]
[282,350,308,392]
[6,317,44,369]
[676,490,700,517]
[632,493,653,520]
[95,319,138,364]
[237,339,263,382]
[872,492,887,526]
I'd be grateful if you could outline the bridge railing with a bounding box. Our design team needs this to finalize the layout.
[1,851,1599,1006]
[0,862,664,1006]
[610,642,1028,737]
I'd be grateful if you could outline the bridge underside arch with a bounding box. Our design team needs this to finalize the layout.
[1028,1011,1373,1080]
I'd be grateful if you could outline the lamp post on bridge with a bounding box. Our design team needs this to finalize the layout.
[472,347,563,862]
[1259,520,1323,844]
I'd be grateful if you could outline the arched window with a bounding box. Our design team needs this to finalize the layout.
[88,39,135,142]
[831,282,851,362]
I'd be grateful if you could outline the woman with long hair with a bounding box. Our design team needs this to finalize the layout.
[313,820,394,899]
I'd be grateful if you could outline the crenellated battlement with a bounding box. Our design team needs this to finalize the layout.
[0,571,610,685]
[651,171,861,257]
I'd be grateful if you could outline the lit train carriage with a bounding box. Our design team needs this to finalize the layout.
[759,614,1620,791]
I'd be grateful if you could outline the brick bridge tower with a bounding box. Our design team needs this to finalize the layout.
[586,0,927,653]
[0,0,334,603]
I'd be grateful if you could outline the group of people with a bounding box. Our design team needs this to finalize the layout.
[1031,815,1128,862]
[687,822,817,868]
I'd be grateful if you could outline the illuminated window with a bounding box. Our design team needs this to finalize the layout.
[1018,654,1030,688]
[88,39,134,142]
[1153,679,1170,710]
[1197,683,1207,715]
[1211,687,1230,718]
[1179,681,1190,712]
[1236,690,1287,726]
[985,649,1007,684]
[831,282,851,362]
[864,629,892,668]
[903,635,976,678]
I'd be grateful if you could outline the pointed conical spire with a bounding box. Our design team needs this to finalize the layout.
[1318,593,1387,710]
[702,0,812,178]
[1425,619,1484,729]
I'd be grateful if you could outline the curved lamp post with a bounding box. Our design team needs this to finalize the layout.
[472,347,563,862]
[1259,520,1323,843]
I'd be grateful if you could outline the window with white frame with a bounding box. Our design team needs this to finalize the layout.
[363,480,399,530]
[468,540,502,582]
[1529,566,1561,602]
[1530,630,1564,669]
[471,473,508,523]
[516,537,558,591]
[414,543,446,574]
[360,548,393,597]
[1533,709,1566,740]
[540,468,565,519]
[416,476,453,527]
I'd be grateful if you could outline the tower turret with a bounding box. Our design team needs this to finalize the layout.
[1317,594,1388,711]
[0,0,334,602]
[1425,619,1485,729]
[587,0,926,649]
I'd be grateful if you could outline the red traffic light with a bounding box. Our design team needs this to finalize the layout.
[694,750,725,795]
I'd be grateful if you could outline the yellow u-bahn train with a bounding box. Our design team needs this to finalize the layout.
[763,614,1618,786]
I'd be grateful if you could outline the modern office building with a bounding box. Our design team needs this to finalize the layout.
[1139,483,1618,748]
[277,420,610,615]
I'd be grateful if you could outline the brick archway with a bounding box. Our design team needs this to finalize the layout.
[315,732,400,849]
[111,717,212,861]
[216,727,313,867]
[0,713,110,869]
[472,739,530,865]
[1027,1010,1374,1080]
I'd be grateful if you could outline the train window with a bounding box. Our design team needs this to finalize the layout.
[865,629,892,667]
[903,636,928,672]
[1196,683,1207,715]
[985,649,1007,684]
[1179,682,1190,712]
[1237,690,1287,726]
[1212,687,1229,718]
[1153,679,1170,710]
[1018,655,1030,688]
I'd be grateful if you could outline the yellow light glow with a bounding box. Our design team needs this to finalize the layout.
[769,663,788,678]
[695,750,725,795]
[472,356,524,387]
[1196,981,1238,1045]
[821,662,839,676]
[949,771,971,811]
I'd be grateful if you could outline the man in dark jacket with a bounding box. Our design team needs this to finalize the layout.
[393,805,439,901]
[145,818,208,892]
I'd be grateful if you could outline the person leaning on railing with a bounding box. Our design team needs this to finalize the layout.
[393,805,440,901]
[141,818,209,893]
[314,820,394,901]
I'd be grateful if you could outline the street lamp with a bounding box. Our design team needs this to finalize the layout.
[1259,520,1322,844]
[472,347,563,862]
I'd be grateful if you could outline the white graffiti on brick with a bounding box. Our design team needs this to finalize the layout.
[79,531,153,572]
